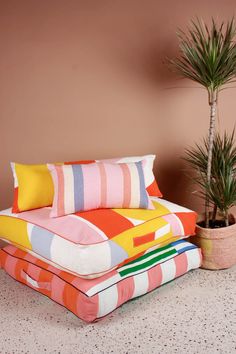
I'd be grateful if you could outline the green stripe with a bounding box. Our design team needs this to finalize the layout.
[119,249,177,277]
[120,243,174,270]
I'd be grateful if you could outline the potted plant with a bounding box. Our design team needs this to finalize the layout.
[185,132,236,269]
[170,18,236,269]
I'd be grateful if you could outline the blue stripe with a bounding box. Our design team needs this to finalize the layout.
[135,161,148,208]
[31,226,53,260]
[170,239,197,254]
[176,245,197,254]
[72,164,84,212]
[171,239,187,246]
[171,239,197,248]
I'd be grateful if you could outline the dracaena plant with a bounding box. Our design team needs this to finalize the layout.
[170,18,236,227]
[185,131,236,227]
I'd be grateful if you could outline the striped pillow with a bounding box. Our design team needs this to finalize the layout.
[48,161,154,217]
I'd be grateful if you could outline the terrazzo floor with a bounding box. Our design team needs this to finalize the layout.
[0,266,236,354]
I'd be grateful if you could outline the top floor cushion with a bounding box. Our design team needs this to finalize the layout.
[0,197,197,279]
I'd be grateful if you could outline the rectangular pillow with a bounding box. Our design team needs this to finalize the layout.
[48,161,154,216]
[11,155,162,213]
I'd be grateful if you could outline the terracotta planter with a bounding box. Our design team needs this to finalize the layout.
[190,214,236,270]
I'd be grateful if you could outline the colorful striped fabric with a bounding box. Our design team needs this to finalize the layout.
[48,161,154,217]
[11,155,162,213]
[0,198,197,278]
[0,241,202,322]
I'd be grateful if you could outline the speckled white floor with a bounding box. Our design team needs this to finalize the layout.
[0,267,236,354]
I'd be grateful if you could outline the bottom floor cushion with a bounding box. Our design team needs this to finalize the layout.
[0,240,202,323]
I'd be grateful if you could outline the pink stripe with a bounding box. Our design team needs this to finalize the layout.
[47,264,62,276]
[51,276,65,305]
[162,214,183,236]
[55,166,65,217]
[20,207,106,244]
[2,244,16,255]
[27,263,41,279]
[71,265,119,293]
[76,292,99,322]
[103,163,123,208]
[174,253,188,278]
[98,163,107,208]
[4,255,18,278]
[24,251,42,264]
[147,263,163,292]
[120,163,131,208]
[82,163,101,211]
[117,277,135,308]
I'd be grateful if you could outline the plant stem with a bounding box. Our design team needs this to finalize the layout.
[212,204,217,225]
[225,210,229,227]
[205,90,217,228]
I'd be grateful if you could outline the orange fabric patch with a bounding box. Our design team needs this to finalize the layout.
[77,209,133,239]
[64,160,95,165]
[146,180,162,197]
[12,187,20,213]
[175,212,197,235]
[133,232,155,247]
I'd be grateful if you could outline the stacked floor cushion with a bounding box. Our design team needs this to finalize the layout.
[0,197,201,321]
[0,240,201,322]
[0,198,197,278]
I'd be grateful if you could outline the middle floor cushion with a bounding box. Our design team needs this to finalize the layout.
[0,198,197,278]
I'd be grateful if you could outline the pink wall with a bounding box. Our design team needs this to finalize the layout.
[0,0,236,211]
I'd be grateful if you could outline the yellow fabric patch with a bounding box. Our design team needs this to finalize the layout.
[15,163,54,211]
[0,216,32,249]
[112,217,176,256]
[113,200,170,221]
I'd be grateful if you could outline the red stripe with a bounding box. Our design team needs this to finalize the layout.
[64,160,95,165]
[0,249,7,268]
[12,187,20,213]
[62,283,79,315]
[133,232,155,247]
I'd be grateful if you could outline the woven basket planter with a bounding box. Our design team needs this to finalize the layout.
[190,214,236,270]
